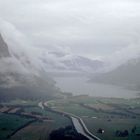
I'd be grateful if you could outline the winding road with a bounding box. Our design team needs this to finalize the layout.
[38,101,101,140]
[38,101,44,110]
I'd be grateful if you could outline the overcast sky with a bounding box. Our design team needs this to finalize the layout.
[0,0,140,61]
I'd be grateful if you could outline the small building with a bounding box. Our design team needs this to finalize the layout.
[97,128,105,134]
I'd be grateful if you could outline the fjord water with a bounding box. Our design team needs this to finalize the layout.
[54,76,139,98]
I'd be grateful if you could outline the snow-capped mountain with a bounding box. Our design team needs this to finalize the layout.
[38,51,104,74]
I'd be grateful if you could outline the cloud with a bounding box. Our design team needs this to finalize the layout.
[0,19,56,88]
[0,18,32,52]
[0,0,140,66]
[0,18,41,75]
[104,33,140,70]
[0,18,72,74]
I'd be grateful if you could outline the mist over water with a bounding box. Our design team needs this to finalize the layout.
[54,76,139,98]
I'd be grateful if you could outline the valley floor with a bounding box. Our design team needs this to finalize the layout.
[0,96,140,140]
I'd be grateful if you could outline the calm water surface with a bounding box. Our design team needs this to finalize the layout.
[54,76,139,98]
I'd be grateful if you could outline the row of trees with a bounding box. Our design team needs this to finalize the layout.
[50,126,89,140]
[115,130,129,137]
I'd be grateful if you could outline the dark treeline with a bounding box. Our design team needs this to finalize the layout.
[50,126,89,140]
[0,87,54,102]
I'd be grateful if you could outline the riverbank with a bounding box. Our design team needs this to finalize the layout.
[42,101,101,140]
[46,96,140,140]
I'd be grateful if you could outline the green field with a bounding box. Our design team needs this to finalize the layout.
[2,99,38,106]
[1,96,140,140]
[11,121,53,140]
[0,105,72,140]
[24,106,72,129]
[0,113,32,140]
[49,96,140,140]
[84,118,140,140]
[12,106,72,140]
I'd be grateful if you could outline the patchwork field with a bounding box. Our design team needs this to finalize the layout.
[11,121,53,140]
[0,100,72,140]
[48,96,140,140]
[83,118,140,140]
[0,96,140,140]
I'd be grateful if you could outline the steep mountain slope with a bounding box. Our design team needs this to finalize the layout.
[0,34,60,101]
[90,58,140,90]
[0,34,10,57]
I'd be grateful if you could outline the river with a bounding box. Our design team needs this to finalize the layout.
[54,76,139,98]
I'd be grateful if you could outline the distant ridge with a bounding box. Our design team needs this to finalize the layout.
[90,58,140,90]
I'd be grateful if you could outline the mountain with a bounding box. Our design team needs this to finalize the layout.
[0,33,60,101]
[90,58,140,90]
[0,30,104,102]
[0,34,10,57]
[39,51,104,74]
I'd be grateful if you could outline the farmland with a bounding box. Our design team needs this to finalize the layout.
[47,95,140,140]
[0,113,33,140]
[0,100,72,140]
[0,96,140,140]
[11,121,53,140]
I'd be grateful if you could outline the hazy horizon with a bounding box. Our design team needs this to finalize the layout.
[0,0,140,69]
[0,1,140,140]
[0,0,140,99]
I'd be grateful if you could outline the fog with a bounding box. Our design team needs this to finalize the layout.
[0,0,140,98]
[1,2,140,140]
[0,0,140,67]
[54,76,139,98]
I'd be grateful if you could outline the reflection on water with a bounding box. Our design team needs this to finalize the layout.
[54,76,139,98]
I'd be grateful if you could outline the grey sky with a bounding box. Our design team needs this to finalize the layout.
[0,0,140,60]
